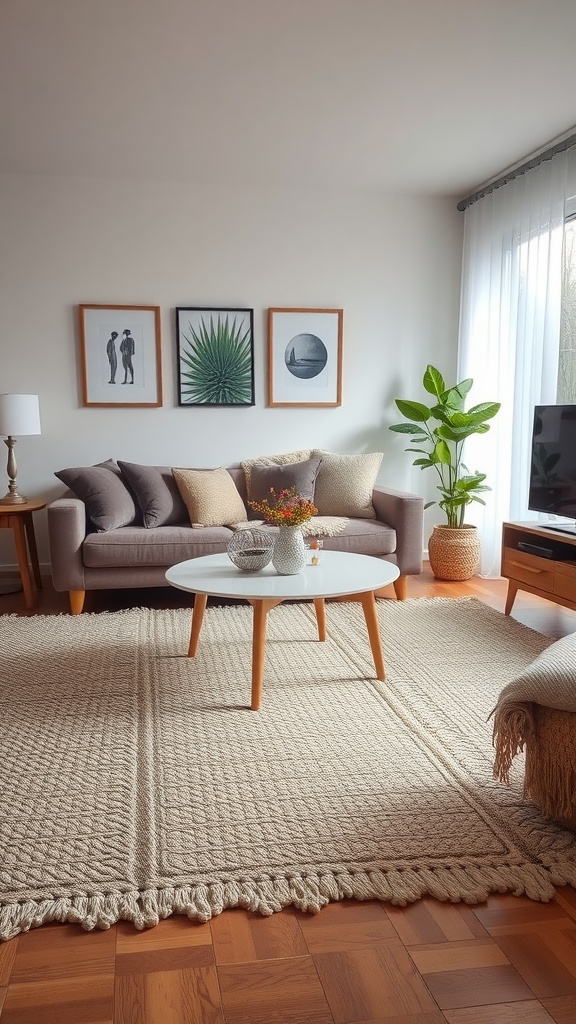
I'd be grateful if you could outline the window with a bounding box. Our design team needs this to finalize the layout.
[558,215,576,401]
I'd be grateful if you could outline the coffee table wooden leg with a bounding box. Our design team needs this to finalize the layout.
[360,590,386,681]
[11,516,34,609]
[313,598,326,641]
[188,593,208,656]
[246,598,284,710]
[251,599,269,711]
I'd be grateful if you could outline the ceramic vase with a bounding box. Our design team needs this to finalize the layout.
[272,525,306,575]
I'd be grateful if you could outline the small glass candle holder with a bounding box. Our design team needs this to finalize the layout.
[307,537,323,565]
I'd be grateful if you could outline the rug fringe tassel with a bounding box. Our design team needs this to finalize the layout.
[0,862,562,941]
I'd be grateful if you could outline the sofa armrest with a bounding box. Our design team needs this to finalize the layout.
[47,496,88,592]
[372,485,424,575]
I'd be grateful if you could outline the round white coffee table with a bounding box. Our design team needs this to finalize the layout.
[166,551,399,710]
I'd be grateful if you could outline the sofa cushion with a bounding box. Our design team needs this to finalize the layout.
[55,460,137,532]
[311,450,383,518]
[241,449,313,500]
[173,467,247,527]
[83,524,233,567]
[314,518,396,556]
[249,456,321,512]
[118,461,187,528]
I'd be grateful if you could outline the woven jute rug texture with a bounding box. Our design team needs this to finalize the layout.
[1,596,575,940]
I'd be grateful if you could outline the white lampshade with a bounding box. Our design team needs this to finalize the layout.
[0,394,41,437]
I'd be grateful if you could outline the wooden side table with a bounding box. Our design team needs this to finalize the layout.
[0,499,46,609]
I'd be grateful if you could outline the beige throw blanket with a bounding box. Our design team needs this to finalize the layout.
[491,631,576,825]
[233,516,349,538]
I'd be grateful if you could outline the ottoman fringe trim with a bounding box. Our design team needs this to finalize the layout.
[0,862,563,941]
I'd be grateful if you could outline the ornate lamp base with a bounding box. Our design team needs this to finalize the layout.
[2,436,28,504]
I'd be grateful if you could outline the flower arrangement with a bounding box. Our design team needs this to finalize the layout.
[248,486,317,527]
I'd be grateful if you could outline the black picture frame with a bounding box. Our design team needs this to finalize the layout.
[176,306,255,407]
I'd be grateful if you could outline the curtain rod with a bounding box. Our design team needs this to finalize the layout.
[457,128,576,212]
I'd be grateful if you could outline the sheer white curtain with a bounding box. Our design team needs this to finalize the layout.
[457,152,569,576]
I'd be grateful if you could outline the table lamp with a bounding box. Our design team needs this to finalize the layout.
[0,394,41,505]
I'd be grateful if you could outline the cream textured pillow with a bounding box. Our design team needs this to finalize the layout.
[172,468,247,527]
[241,449,313,500]
[311,450,383,518]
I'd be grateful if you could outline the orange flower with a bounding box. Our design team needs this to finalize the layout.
[248,486,317,527]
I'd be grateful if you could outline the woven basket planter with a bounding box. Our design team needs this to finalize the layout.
[428,524,480,581]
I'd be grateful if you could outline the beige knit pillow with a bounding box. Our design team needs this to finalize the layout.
[172,468,247,527]
[312,450,383,518]
[241,448,313,501]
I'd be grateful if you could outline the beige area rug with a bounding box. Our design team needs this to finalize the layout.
[1,597,575,941]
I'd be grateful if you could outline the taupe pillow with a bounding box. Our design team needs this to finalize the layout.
[55,460,137,532]
[241,448,313,500]
[172,467,248,527]
[249,457,321,508]
[118,461,187,528]
[311,450,383,518]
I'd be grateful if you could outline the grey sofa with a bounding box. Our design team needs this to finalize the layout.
[47,463,424,614]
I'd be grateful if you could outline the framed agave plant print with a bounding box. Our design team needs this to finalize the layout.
[177,307,255,406]
[268,307,343,407]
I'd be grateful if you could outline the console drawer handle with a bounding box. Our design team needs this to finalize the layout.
[508,560,544,573]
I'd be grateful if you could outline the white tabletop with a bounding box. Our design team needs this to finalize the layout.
[165,550,399,601]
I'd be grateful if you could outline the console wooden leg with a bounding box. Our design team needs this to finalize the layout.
[360,590,386,681]
[69,590,86,615]
[393,575,407,601]
[504,580,519,615]
[313,598,327,641]
[188,593,208,656]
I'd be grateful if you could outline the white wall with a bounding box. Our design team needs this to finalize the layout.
[0,173,463,569]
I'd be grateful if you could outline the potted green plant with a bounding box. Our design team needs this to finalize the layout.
[389,364,500,580]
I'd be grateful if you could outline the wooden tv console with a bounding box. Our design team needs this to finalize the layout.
[502,521,576,614]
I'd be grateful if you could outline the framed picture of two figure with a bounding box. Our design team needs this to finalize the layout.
[78,304,343,408]
[79,304,162,408]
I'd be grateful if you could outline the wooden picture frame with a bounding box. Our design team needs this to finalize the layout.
[79,304,162,408]
[176,306,255,406]
[268,307,343,407]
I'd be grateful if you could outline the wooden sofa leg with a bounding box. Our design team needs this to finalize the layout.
[393,575,408,601]
[69,589,86,615]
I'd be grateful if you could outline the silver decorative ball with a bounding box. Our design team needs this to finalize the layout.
[227,528,274,571]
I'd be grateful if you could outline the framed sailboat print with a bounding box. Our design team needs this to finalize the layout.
[267,307,343,407]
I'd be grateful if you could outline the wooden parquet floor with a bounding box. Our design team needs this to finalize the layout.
[1,568,576,1024]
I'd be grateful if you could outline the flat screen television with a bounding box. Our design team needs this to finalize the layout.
[529,404,576,532]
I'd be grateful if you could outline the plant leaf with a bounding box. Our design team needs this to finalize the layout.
[432,439,451,465]
[389,423,426,434]
[466,402,501,421]
[395,399,431,422]
[423,365,445,398]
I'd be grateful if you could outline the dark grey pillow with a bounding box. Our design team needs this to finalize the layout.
[118,461,187,528]
[249,456,321,512]
[55,461,137,532]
